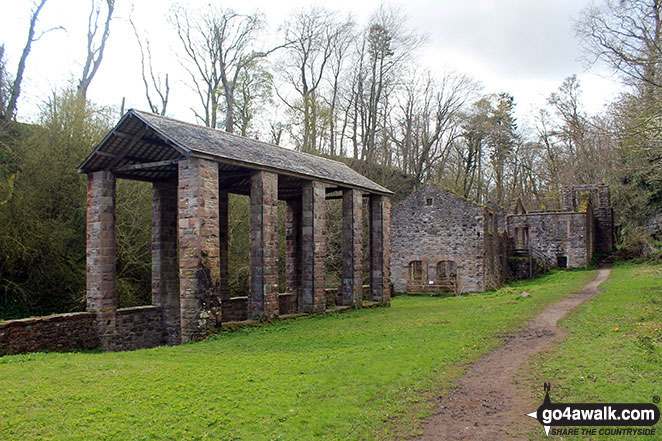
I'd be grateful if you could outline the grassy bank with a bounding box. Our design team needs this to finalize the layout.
[526,262,661,440]
[0,270,595,440]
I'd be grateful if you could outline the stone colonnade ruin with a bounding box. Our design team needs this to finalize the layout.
[79,110,392,350]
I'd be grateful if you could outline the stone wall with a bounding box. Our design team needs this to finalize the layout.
[0,312,99,355]
[483,228,510,290]
[391,185,486,293]
[278,293,297,315]
[108,306,165,351]
[507,211,591,268]
[0,305,166,355]
[222,297,248,322]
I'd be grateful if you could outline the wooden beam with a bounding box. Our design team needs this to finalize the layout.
[111,159,179,173]
[107,126,148,169]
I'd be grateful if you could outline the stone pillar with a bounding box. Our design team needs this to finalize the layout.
[595,185,614,252]
[285,198,302,296]
[219,190,230,301]
[249,171,279,319]
[598,185,611,208]
[370,195,391,305]
[152,180,179,345]
[178,158,221,342]
[561,187,575,211]
[300,181,326,313]
[340,189,362,306]
[86,170,117,349]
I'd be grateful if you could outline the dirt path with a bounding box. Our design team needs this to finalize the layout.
[415,267,612,441]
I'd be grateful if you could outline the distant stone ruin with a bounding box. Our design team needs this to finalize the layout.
[391,184,614,294]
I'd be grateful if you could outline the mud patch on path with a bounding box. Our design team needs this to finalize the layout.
[414,267,611,441]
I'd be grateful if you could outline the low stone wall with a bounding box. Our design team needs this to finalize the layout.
[0,312,99,355]
[107,306,164,351]
[325,288,339,307]
[278,293,297,315]
[223,297,248,322]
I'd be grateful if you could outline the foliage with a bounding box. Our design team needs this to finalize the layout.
[616,224,662,261]
[0,269,595,440]
[0,91,109,318]
[526,262,661,441]
[0,89,153,318]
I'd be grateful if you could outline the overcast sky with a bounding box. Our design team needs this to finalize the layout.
[0,0,622,131]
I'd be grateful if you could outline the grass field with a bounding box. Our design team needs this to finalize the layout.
[0,270,595,441]
[526,262,662,441]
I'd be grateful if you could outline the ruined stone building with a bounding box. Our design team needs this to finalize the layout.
[391,183,614,294]
[391,185,509,294]
[506,184,614,269]
[0,110,392,354]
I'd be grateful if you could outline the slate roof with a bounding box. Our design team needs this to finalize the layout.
[79,109,392,195]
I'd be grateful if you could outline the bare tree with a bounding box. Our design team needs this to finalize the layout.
[389,70,477,185]
[347,6,424,163]
[2,0,52,120]
[577,0,662,92]
[278,7,353,153]
[172,5,284,131]
[130,18,169,115]
[78,0,115,99]
[0,45,10,118]
[323,15,355,156]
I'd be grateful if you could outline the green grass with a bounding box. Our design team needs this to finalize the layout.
[0,270,595,441]
[526,262,662,441]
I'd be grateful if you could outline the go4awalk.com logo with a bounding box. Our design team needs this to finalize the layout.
[526,383,660,437]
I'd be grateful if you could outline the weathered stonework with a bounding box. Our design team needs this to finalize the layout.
[222,297,248,322]
[278,293,298,315]
[86,170,117,349]
[391,185,506,294]
[107,306,165,351]
[0,312,99,355]
[507,211,593,268]
[219,190,231,301]
[300,181,326,313]
[370,195,391,304]
[285,199,302,296]
[594,185,614,252]
[0,306,167,355]
[178,158,221,342]
[506,184,614,269]
[152,181,180,345]
[341,189,363,306]
[249,171,279,319]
